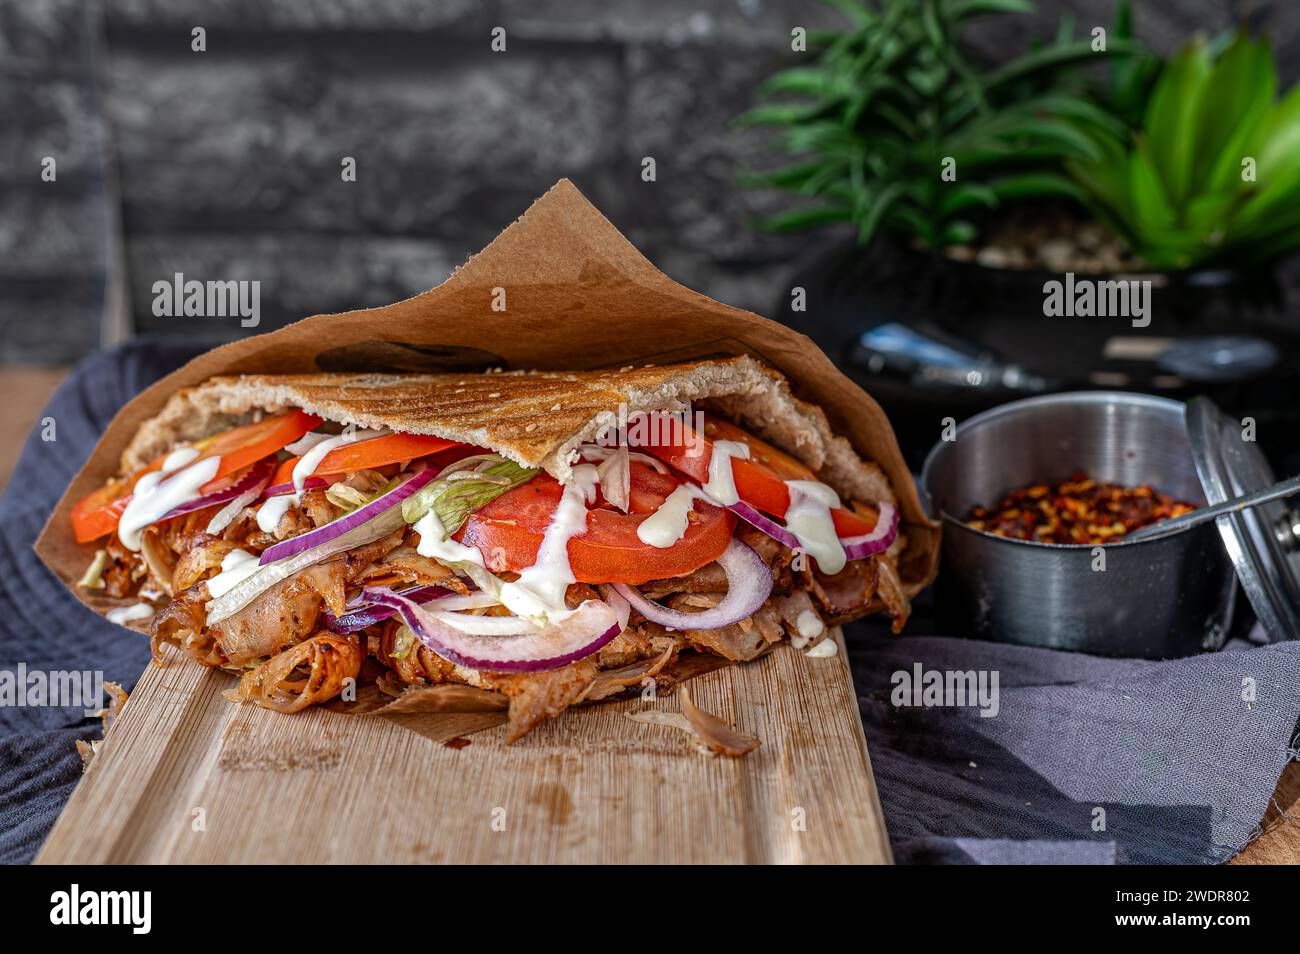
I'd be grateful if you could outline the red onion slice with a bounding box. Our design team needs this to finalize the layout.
[611,538,772,631]
[206,472,273,536]
[206,509,407,625]
[323,584,451,633]
[839,502,899,560]
[578,446,669,474]
[259,468,437,565]
[363,588,626,673]
[325,585,494,633]
[727,500,899,561]
[263,476,330,497]
[728,501,800,549]
[158,458,276,522]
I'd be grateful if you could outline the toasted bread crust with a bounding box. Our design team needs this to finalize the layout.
[120,355,897,507]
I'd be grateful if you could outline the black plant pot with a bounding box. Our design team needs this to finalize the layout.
[777,240,1300,472]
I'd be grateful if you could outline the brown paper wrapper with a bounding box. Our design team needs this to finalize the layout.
[36,179,939,620]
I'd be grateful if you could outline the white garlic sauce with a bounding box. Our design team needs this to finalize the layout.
[701,440,750,505]
[117,450,221,551]
[162,447,200,471]
[789,609,826,649]
[636,484,703,548]
[797,609,825,639]
[292,429,386,490]
[636,439,752,548]
[414,509,485,566]
[205,548,263,600]
[805,638,838,658]
[629,440,852,572]
[106,602,155,625]
[256,427,388,533]
[497,464,598,624]
[412,464,605,626]
[783,480,847,575]
[255,494,294,535]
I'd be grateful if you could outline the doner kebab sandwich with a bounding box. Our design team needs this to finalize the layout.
[61,356,926,743]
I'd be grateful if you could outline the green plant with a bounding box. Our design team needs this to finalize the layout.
[1066,29,1300,269]
[1102,0,1161,128]
[740,0,1139,248]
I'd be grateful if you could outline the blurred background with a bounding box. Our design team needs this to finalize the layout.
[3,0,1300,488]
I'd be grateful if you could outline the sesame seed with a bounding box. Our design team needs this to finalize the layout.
[550,403,561,411]
[488,392,501,398]
[525,423,537,432]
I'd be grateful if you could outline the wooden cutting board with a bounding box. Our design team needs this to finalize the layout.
[36,629,891,864]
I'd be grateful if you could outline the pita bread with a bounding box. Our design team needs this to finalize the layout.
[121,355,896,509]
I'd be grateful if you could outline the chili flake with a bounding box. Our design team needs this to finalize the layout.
[964,471,1196,545]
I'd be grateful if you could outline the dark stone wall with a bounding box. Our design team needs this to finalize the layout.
[3,1,1297,363]
[101,0,830,344]
[0,0,112,363]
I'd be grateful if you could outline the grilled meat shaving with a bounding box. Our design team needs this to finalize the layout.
[211,561,348,666]
[355,545,467,591]
[142,492,902,742]
[172,536,241,593]
[477,658,603,744]
[581,643,676,702]
[149,532,401,667]
[229,632,364,713]
[873,554,911,634]
[666,593,785,661]
[150,584,216,665]
[625,684,760,757]
[679,685,760,756]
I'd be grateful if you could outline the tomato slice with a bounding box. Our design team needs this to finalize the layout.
[71,477,137,544]
[196,410,322,482]
[455,462,734,584]
[70,410,322,544]
[269,432,465,488]
[637,413,877,537]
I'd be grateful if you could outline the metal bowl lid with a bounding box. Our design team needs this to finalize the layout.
[1186,396,1300,642]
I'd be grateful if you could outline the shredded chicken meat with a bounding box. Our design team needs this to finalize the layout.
[138,479,905,743]
[230,632,364,713]
[211,561,347,666]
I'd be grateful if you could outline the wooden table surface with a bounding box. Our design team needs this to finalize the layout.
[1229,762,1300,864]
[2,366,1295,863]
[39,628,894,865]
[0,367,69,490]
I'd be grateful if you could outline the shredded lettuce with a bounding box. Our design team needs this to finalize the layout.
[77,549,109,590]
[402,454,538,533]
[324,483,370,511]
[325,470,398,514]
[389,623,417,661]
[449,559,505,602]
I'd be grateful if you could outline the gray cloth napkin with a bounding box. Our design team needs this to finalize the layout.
[846,624,1300,863]
[1,340,1296,863]
[0,341,205,863]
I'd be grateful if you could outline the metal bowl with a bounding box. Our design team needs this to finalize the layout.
[921,391,1236,658]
